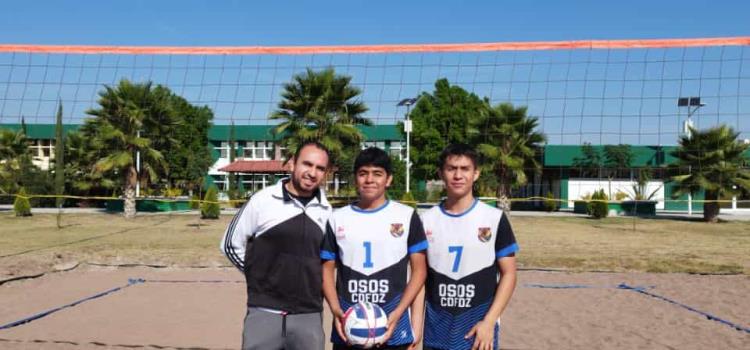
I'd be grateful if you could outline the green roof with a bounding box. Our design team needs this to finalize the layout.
[207,124,403,141]
[360,125,404,141]
[543,145,750,166]
[0,124,81,139]
[3,124,746,163]
[208,125,278,141]
[543,145,680,167]
[0,123,403,141]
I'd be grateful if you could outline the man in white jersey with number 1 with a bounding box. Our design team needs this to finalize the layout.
[321,147,428,350]
[417,143,519,350]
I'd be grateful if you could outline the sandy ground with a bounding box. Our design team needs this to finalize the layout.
[0,266,748,350]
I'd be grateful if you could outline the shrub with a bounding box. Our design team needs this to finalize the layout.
[543,191,558,212]
[614,191,628,201]
[426,188,444,203]
[400,191,417,208]
[13,187,32,217]
[587,189,609,219]
[338,187,357,198]
[411,188,428,203]
[226,189,246,208]
[189,194,201,210]
[162,187,183,198]
[201,186,221,219]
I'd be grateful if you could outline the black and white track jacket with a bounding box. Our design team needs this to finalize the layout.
[220,179,332,314]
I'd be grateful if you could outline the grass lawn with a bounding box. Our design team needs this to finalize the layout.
[0,213,232,279]
[1,212,748,279]
[515,215,750,274]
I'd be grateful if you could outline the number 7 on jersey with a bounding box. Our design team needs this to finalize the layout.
[448,246,463,272]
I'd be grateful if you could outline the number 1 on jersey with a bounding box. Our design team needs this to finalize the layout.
[448,246,463,272]
[363,241,374,268]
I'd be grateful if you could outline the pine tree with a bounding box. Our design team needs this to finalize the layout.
[201,186,220,219]
[54,102,65,209]
[14,187,32,217]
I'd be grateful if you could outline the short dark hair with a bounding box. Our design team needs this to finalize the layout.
[438,143,479,170]
[293,141,331,165]
[354,147,392,175]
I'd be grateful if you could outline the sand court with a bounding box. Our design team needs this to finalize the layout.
[1,267,748,349]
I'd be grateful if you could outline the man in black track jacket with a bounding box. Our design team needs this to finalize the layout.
[221,141,332,350]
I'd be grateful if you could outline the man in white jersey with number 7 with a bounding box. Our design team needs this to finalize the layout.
[416,143,519,350]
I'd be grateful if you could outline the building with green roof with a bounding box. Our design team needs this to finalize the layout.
[3,123,748,212]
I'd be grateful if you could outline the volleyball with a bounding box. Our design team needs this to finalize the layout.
[343,302,389,348]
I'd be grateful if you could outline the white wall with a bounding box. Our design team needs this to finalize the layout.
[567,179,665,209]
[208,158,231,176]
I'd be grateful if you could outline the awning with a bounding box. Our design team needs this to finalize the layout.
[219,160,290,173]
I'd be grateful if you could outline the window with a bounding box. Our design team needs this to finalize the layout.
[362,141,385,150]
[326,175,348,191]
[211,175,227,191]
[218,142,229,159]
[29,139,55,159]
[42,140,52,157]
[239,173,274,192]
[262,142,274,159]
[389,141,405,160]
[28,140,39,158]
[217,142,239,159]
[362,140,405,160]
[242,146,253,158]
[242,141,274,160]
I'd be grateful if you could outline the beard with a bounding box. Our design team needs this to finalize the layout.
[290,172,316,195]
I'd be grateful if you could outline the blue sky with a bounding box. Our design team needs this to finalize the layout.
[0,0,748,145]
[1,0,747,45]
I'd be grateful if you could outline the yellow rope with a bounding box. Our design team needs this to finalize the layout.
[2,193,748,205]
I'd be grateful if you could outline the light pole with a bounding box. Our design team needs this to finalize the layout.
[677,97,705,215]
[678,97,705,139]
[135,129,141,198]
[397,97,418,193]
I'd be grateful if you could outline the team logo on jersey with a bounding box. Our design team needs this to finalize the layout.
[425,229,434,242]
[390,223,404,237]
[336,226,346,239]
[478,227,492,242]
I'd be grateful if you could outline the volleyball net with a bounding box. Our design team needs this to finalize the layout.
[0,37,747,144]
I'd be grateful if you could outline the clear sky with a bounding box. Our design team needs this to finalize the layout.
[1,0,747,46]
[0,1,748,145]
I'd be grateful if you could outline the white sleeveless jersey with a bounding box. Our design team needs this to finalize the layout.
[321,200,427,346]
[420,200,518,350]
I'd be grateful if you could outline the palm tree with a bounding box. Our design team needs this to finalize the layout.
[271,68,370,163]
[474,103,546,212]
[670,125,750,222]
[141,85,180,187]
[0,128,30,194]
[64,129,117,196]
[85,80,165,218]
